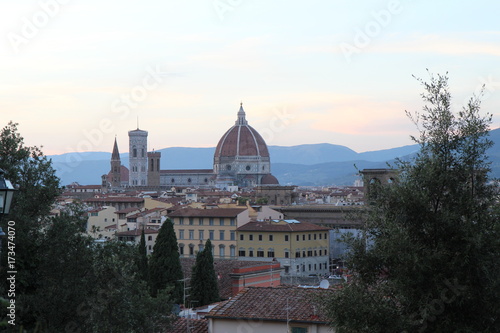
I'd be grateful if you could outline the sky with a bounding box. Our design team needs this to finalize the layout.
[1,0,500,156]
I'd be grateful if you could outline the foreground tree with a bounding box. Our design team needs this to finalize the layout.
[324,73,500,332]
[0,123,174,332]
[149,219,184,303]
[190,239,220,306]
[137,229,150,284]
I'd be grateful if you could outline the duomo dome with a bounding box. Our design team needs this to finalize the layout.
[213,103,278,187]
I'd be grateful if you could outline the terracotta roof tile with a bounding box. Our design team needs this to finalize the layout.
[206,286,333,323]
[168,317,208,333]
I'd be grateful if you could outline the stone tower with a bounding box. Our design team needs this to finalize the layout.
[128,128,148,186]
[147,150,161,187]
[110,137,121,188]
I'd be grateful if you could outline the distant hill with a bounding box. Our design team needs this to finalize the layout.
[49,128,500,186]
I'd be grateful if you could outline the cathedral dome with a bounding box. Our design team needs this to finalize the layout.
[260,173,279,185]
[214,104,269,158]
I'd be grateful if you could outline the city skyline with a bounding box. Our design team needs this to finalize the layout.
[2,0,500,155]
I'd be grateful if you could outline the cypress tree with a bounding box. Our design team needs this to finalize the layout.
[149,218,183,303]
[137,228,149,283]
[190,239,220,306]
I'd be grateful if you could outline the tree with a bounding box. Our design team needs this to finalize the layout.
[137,229,150,284]
[149,218,184,303]
[0,121,61,329]
[87,241,173,333]
[324,73,500,332]
[190,239,220,306]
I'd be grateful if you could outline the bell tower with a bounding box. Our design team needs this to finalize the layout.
[110,137,121,188]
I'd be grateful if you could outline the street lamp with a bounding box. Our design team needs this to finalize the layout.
[0,169,15,216]
[0,169,14,269]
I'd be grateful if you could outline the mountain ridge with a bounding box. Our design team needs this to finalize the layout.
[50,128,500,186]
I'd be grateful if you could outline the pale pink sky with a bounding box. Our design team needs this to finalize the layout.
[1,0,500,155]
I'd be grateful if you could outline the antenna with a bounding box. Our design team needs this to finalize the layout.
[137,116,139,130]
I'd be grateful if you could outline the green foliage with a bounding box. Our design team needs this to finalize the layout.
[149,219,184,303]
[190,239,220,306]
[87,241,173,333]
[237,197,248,205]
[0,122,173,332]
[256,197,268,205]
[324,73,500,332]
[137,229,149,283]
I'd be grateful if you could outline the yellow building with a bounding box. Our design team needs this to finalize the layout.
[86,206,117,240]
[168,207,250,259]
[236,219,331,276]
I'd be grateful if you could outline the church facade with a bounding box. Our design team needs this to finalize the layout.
[106,104,279,190]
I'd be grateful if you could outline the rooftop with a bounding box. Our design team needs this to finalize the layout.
[206,286,333,323]
[237,220,331,232]
[168,207,247,218]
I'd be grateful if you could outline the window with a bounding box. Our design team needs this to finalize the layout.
[308,234,311,240]
[258,235,263,241]
[198,218,204,225]
[302,235,305,241]
[296,235,299,241]
[219,230,225,240]
[314,234,317,240]
[148,236,152,241]
[319,233,322,240]
[230,246,236,257]
[219,218,224,226]
[257,250,264,257]
[219,245,225,258]
[324,233,328,239]
[189,218,194,225]
[314,250,317,256]
[249,234,253,241]
[209,230,214,240]
[285,251,289,258]
[302,251,306,257]
[291,327,308,333]
[307,250,312,257]
[230,218,236,226]
[296,251,300,258]
[179,245,184,255]
[230,231,235,241]
[209,218,214,226]
[249,250,254,257]
[269,235,274,241]
[238,250,246,257]
[285,235,289,242]
[189,230,194,240]
[189,245,194,256]
[199,230,204,240]
[267,250,275,257]
[240,234,244,241]
[179,230,184,240]
[179,217,184,225]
